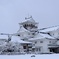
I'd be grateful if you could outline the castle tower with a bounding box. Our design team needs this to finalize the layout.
[17,16,39,39]
[19,16,39,32]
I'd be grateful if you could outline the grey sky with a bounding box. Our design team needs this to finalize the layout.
[0,0,59,34]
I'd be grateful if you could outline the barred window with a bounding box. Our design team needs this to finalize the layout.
[40,41,43,43]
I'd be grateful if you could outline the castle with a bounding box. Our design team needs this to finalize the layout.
[0,16,59,54]
[15,16,59,54]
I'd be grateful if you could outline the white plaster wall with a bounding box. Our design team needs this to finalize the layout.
[31,38,57,53]
[57,41,59,45]
[34,39,50,53]
[48,39,57,45]
[20,32,30,39]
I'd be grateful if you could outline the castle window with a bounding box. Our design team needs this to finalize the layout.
[32,33,35,35]
[49,41,51,43]
[40,41,43,43]
[17,34,20,36]
[39,48,41,51]
[48,33,50,35]
[23,46,26,49]
[36,48,38,51]
[35,41,37,44]
[35,48,41,51]
[35,26,37,28]
[23,24,27,29]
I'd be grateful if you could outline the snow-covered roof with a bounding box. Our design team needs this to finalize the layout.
[28,36,44,41]
[19,17,38,25]
[40,26,59,33]
[0,35,8,40]
[11,36,32,44]
[39,33,55,39]
[28,33,55,41]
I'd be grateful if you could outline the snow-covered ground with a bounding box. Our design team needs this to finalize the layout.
[0,54,59,59]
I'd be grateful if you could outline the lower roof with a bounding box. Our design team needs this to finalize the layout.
[28,33,55,41]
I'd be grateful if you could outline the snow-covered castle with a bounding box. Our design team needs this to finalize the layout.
[15,16,59,54]
[0,16,59,54]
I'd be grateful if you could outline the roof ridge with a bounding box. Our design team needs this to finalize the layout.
[39,25,59,30]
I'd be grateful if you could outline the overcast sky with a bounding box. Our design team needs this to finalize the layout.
[0,0,59,34]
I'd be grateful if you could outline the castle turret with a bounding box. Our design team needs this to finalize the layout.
[17,16,39,40]
[19,16,38,32]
